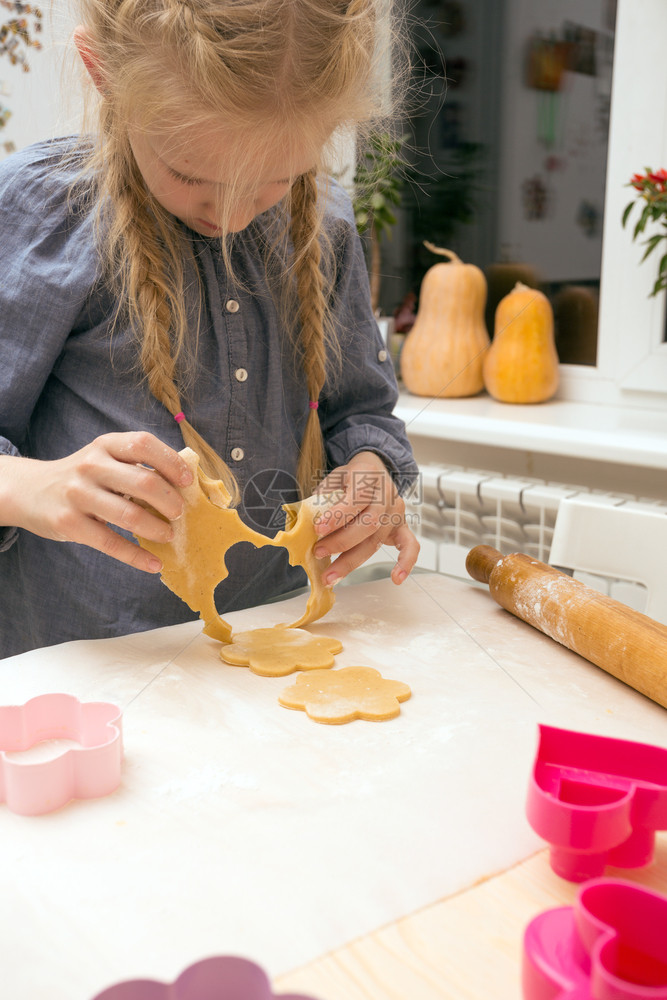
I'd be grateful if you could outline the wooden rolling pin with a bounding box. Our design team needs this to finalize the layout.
[466,545,667,711]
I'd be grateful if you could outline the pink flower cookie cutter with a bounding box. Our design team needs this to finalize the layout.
[526,724,667,882]
[523,877,667,1000]
[91,955,319,999]
[0,693,123,816]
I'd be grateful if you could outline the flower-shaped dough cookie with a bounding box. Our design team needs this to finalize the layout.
[220,627,343,677]
[278,666,411,724]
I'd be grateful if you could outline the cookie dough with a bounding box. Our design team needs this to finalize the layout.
[274,492,338,630]
[135,448,336,642]
[278,666,412,724]
[220,626,343,676]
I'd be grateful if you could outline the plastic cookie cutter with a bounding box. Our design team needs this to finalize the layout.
[0,693,123,816]
[526,724,667,882]
[522,877,667,1000]
[91,955,319,999]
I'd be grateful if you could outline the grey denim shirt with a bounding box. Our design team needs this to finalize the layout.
[0,139,418,658]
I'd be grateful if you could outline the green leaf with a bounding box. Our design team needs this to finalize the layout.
[634,203,654,238]
[622,201,635,227]
[640,234,663,262]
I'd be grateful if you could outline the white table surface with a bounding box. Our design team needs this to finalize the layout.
[1,572,666,999]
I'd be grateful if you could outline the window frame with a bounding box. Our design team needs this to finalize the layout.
[558,0,667,409]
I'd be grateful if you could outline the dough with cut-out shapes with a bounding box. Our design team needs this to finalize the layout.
[135,448,337,642]
[278,665,411,724]
[220,626,342,676]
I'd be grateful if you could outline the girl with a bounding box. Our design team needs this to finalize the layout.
[0,0,419,659]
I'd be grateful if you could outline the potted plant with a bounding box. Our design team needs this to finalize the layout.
[352,130,408,326]
[623,167,667,297]
[403,141,484,297]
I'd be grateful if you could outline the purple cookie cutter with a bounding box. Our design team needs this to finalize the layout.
[523,877,667,1000]
[526,724,667,882]
[0,693,122,816]
[91,955,319,1000]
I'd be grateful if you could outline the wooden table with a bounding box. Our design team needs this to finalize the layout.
[1,572,665,999]
[276,837,667,999]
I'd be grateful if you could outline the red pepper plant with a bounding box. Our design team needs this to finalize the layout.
[623,168,667,297]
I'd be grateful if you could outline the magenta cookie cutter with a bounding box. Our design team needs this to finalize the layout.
[526,724,667,882]
[0,693,122,816]
[91,955,319,1000]
[523,877,667,1000]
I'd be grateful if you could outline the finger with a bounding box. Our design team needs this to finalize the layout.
[49,488,174,549]
[68,517,164,574]
[107,462,186,522]
[313,494,370,538]
[389,525,421,584]
[322,531,388,585]
[87,491,176,544]
[76,436,188,521]
[314,464,393,537]
[105,432,193,489]
[58,453,185,525]
[314,500,390,557]
[314,498,407,558]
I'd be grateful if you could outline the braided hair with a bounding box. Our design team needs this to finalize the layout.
[75,0,398,499]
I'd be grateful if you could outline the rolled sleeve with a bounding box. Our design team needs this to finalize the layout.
[0,440,20,552]
[325,420,418,494]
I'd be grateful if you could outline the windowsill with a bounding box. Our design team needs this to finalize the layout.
[395,390,667,471]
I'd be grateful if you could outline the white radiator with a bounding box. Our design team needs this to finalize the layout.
[406,464,665,614]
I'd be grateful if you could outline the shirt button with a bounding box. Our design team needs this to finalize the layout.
[234,368,248,382]
[226,299,240,313]
[231,447,244,462]
[378,349,388,362]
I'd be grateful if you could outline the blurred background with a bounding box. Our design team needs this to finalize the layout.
[373,0,617,367]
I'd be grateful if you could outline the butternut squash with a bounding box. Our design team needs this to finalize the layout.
[484,258,540,336]
[552,284,598,366]
[400,243,490,397]
[483,281,559,404]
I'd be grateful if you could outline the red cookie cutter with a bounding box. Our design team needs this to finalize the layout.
[526,724,667,881]
[91,955,319,999]
[0,693,123,815]
[523,877,667,1000]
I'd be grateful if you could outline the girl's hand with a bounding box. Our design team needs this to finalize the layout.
[0,432,193,573]
[313,451,420,586]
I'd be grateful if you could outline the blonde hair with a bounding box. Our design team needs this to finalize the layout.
[74,0,399,501]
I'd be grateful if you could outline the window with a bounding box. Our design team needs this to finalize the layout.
[384,0,667,409]
[576,0,667,405]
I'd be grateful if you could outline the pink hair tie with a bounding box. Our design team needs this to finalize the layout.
[174,411,185,424]
[309,400,319,410]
